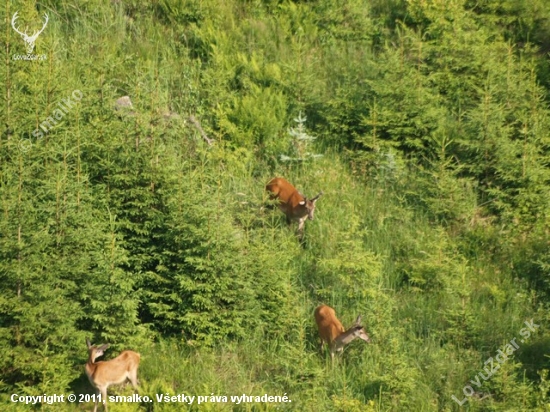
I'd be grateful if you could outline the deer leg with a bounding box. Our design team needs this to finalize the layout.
[101,387,108,412]
[329,343,337,363]
[319,338,325,355]
[297,219,307,244]
[92,392,98,412]
[129,370,139,389]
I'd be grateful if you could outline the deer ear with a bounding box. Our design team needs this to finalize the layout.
[99,344,110,352]
[354,315,362,325]
[86,338,92,348]
[311,192,323,202]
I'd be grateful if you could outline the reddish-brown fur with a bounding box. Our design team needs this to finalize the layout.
[266,177,322,234]
[314,305,370,360]
[314,305,346,347]
[85,339,140,412]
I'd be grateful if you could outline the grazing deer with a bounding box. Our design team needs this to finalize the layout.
[11,12,49,55]
[265,177,322,238]
[314,305,370,361]
[85,338,140,412]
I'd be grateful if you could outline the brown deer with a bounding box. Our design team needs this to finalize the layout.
[266,177,322,238]
[85,338,140,412]
[314,305,371,361]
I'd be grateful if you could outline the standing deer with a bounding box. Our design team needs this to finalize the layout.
[11,12,49,55]
[85,338,140,412]
[314,305,371,361]
[265,177,322,238]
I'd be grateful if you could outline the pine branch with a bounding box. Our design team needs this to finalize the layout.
[188,115,214,146]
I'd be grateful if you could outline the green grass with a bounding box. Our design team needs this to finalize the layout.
[2,1,550,411]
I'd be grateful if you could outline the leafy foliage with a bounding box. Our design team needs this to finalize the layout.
[1,0,550,410]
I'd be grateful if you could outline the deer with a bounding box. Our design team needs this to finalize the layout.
[314,305,371,361]
[265,177,322,239]
[85,338,140,412]
[11,12,49,55]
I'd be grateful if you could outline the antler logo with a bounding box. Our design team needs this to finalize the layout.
[11,12,49,55]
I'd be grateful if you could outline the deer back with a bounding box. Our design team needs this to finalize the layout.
[266,177,322,221]
[86,339,140,388]
[314,305,345,344]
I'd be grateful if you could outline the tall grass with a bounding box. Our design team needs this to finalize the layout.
[1,1,549,411]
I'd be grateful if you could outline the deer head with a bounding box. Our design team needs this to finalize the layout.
[11,12,49,55]
[315,305,371,361]
[85,338,140,412]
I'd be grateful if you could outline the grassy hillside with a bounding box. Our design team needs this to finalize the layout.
[1,0,550,411]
